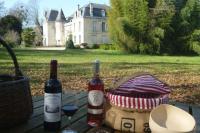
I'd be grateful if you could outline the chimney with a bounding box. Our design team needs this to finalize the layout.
[44,11,47,18]
[78,4,80,10]
[90,3,93,17]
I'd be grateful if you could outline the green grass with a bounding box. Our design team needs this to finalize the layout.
[1,48,200,104]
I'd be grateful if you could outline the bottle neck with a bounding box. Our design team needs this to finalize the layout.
[93,73,100,79]
[93,60,100,78]
[50,60,57,79]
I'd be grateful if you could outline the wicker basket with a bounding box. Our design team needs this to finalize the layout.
[0,37,33,128]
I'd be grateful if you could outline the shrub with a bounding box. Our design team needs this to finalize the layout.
[65,39,75,49]
[99,44,119,50]
[189,29,200,55]
[74,45,80,49]
[22,28,36,47]
[4,30,20,47]
[91,44,99,49]
[80,43,88,48]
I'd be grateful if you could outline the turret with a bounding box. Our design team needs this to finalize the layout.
[55,9,66,46]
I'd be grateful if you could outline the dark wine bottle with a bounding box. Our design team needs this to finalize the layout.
[44,60,62,131]
[87,60,104,127]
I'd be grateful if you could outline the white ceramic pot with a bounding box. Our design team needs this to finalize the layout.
[149,104,196,133]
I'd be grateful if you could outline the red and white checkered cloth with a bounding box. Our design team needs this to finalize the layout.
[106,75,170,110]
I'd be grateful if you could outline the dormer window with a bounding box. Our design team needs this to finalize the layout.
[81,10,83,16]
[101,9,106,17]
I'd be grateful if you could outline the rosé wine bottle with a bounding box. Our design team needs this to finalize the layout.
[87,60,104,127]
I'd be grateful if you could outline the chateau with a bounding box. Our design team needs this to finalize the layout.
[43,3,110,47]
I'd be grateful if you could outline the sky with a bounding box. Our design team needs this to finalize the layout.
[2,0,110,18]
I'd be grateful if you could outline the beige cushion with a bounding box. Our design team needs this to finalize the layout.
[149,104,196,133]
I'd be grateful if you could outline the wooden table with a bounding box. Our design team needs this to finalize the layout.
[2,91,200,133]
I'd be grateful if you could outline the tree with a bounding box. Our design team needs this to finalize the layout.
[22,28,36,47]
[169,0,200,54]
[4,30,20,47]
[28,0,43,34]
[108,0,149,53]
[108,0,125,50]
[149,0,175,54]
[8,2,29,25]
[108,0,199,55]
[0,15,22,36]
[65,35,75,49]
[0,1,5,18]
[189,29,200,55]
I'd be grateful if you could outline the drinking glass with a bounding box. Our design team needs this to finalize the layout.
[62,90,79,133]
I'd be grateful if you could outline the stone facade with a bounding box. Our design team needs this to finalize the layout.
[43,3,110,47]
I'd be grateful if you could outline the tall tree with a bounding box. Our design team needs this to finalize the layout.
[27,0,43,46]
[170,0,200,54]
[0,1,5,18]
[149,0,175,54]
[0,15,22,36]
[28,0,42,34]
[0,15,22,44]
[108,0,125,50]
[121,0,149,53]
[8,2,29,25]
[108,0,149,53]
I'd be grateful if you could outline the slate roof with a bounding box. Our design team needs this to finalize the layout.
[45,3,109,22]
[56,9,66,22]
[65,3,109,21]
[46,10,58,21]
[66,16,73,23]
[82,3,109,17]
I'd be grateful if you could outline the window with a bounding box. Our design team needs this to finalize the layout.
[102,22,106,32]
[74,23,75,32]
[57,40,60,46]
[101,9,106,17]
[79,21,81,32]
[81,10,83,16]
[79,35,81,44]
[74,36,76,43]
[43,38,46,46]
[93,21,97,32]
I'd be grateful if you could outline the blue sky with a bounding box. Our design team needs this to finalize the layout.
[3,0,110,18]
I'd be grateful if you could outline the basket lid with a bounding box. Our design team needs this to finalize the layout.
[110,74,170,96]
[106,74,170,110]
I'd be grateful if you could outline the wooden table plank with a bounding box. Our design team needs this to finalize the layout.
[32,96,43,102]
[71,116,91,133]
[170,101,189,112]
[191,105,200,132]
[31,92,87,118]
[1,92,200,133]
[33,93,74,109]
[29,100,89,133]
[6,91,87,133]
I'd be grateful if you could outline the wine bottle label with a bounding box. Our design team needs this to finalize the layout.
[88,108,103,114]
[44,93,61,122]
[88,90,104,106]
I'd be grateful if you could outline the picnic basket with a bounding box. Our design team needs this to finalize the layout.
[0,37,33,128]
[105,74,170,133]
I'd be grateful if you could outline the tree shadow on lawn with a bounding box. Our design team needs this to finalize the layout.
[1,61,200,75]
[1,61,200,104]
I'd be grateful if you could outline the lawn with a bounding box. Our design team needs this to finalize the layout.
[1,48,200,105]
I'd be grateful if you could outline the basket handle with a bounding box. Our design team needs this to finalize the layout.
[0,36,23,77]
